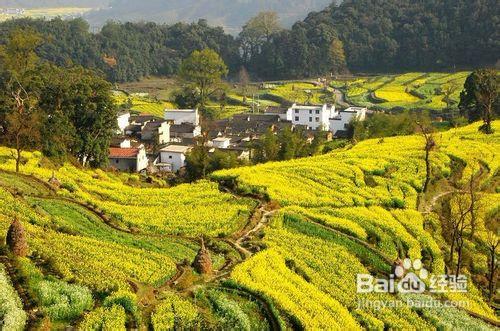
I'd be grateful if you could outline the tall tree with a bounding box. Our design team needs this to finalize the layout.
[484,209,499,302]
[0,29,42,172]
[459,69,499,134]
[329,37,347,74]
[416,119,436,193]
[238,66,251,102]
[239,11,282,64]
[179,49,228,115]
[38,65,117,167]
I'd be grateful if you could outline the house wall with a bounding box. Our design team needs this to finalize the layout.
[136,148,149,171]
[117,113,130,133]
[120,139,131,148]
[109,158,137,172]
[158,122,170,144]
[159,151,186,172]
[164,109,199,126]
[290,105,333,130]
[213,139,230,149]
[329,108,367,134]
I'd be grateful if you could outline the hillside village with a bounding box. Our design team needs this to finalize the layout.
[0,1,498,329]
[110,104,368,173]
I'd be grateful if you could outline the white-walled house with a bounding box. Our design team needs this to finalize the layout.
[108,144,148,172]
[329,107,367,135]
[110,136,132,148]
[289,104,336,131]
[164,109,200,126]
[117,111,130,134]
[141,121,170,144]
[212,137,231,149]
[158,145,192,173]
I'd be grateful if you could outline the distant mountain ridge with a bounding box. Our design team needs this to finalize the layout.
[1,0,338,33]
[0,0,108,7]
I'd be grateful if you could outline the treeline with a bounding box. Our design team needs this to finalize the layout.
[245,0,499,78]
[0,18,239,82]
[0,0,498,82]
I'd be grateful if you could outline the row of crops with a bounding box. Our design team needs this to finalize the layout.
[332,72,470,112]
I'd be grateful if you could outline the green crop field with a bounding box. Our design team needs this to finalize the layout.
[332,72,471,112]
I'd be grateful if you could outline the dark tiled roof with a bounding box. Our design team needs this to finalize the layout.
[110,136,129,147]
[170,123,195,133]
[142,120,167,132]
[264,106,288,114]
[130,114,163,125]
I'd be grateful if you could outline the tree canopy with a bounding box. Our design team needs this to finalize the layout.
[179,49,228,114]
[0,0,497,82]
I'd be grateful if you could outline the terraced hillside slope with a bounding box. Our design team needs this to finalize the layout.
[0,121,498,329]
[332,72,471,114]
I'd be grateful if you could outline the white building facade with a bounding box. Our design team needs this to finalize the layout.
[158,145,192,172]
[108,145,148,172]
[329,107,367,135]
[212,137,231,149]
[289,104,336,131]
[164,109,200,126]
[117,112,130,134]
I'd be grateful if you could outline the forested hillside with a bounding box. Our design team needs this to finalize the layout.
[247,0,499,78]
[0,0,497,82]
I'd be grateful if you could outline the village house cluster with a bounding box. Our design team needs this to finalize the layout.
[109,104,367,173]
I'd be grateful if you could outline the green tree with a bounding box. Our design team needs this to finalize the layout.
[0,29,43,172]
[185,136,210,180]
[329,37,347,74]
[459,69,499,134]
[239,11,282,62]
[278,126,307,160]
[38,65,117,167]
[179,49,228,115]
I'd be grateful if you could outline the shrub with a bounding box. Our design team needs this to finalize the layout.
[6,218,28,257]
[33,279,93,321]
[206,290,251,331]
[151,292,199,330]
[383,197,406,209]
[60,183,76,193]
[103,290,140,323]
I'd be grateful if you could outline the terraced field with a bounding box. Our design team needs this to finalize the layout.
[332,72,470,113]
[113,91,175,117]
[0,121,498,329]
[214,121,500,329]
